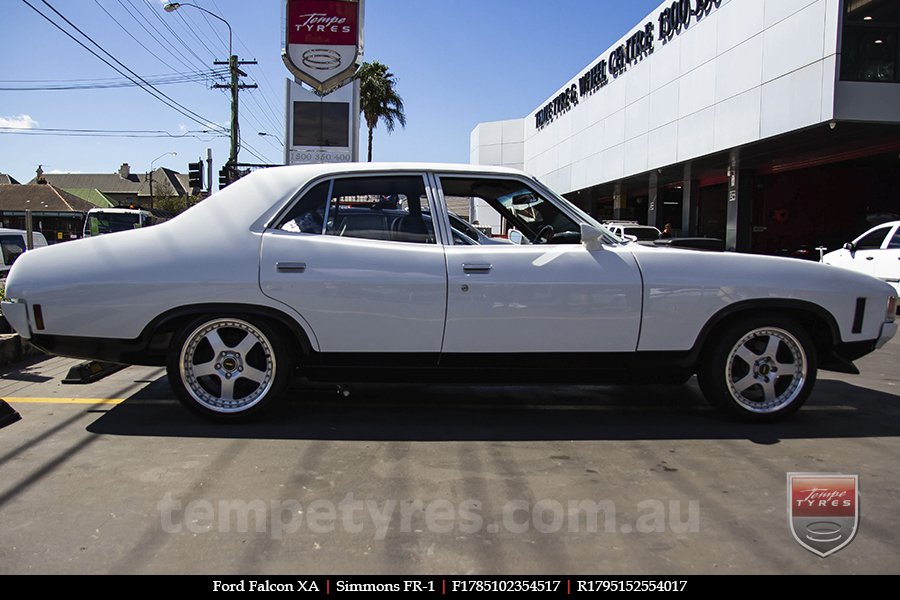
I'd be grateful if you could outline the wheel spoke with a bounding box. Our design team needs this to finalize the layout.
[734,345,759,365]
[763,335,781,361]
[240,366,268,384]
[774,359,796,372]
[234,331,260,357]
[760,377,778,405]
[192,360,218,378]
[219,376,236,402]
[204,329,228,355]
[733,373,757,394]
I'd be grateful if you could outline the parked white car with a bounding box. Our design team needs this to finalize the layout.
[2,164,896,422]
[822,220,900,296]
[0,228,48,279]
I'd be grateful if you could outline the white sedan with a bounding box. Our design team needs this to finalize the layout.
[822,220,900,296]
[2,163,896,422]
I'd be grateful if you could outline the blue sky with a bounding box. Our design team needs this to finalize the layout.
[1,0,661,183]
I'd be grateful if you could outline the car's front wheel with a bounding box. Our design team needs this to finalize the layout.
[698,316,817,421]
[166,316,291,421]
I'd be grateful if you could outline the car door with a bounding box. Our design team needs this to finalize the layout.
[848,225,894,277]
[871,224,900,290]
[259,173,448,353]
[435,173,642,353]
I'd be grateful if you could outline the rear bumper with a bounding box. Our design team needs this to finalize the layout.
[1,301,31,338]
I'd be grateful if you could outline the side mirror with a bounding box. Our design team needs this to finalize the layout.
[507,229,525,245]
[581,223,605,251]
[843,242,855,251]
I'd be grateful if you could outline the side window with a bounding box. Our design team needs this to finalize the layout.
[325,176,435,244]
[440,177,581,245]
[0,235,26,266]
[888,229,900,249]
[856,226,891,250]
[278,181,330,234]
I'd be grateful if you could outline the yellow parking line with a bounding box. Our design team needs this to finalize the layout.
[3,397,125,405]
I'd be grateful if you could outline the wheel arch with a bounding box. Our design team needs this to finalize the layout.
[690,299,840,363]
[141,303,315,364]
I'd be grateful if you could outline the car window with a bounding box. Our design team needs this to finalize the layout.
[277,176,436,244]
[624,227,660,241]
[888,229,900,249]
[439,177,581,245]
[0,235,26,266]
[855,226,892,250]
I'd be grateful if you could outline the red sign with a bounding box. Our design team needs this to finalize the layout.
[787,473,859,557]
[287,0,358,45]
[283,0,363,95]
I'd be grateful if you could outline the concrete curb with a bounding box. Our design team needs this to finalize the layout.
[0,333,45,368]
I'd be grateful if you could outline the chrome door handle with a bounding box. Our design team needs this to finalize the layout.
[462,263,492,274]
[276,262,307,272]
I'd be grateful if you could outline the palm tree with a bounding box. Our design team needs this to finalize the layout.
[355,61,406,162]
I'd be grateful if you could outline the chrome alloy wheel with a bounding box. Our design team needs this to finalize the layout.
[725,327,807,414]
[178,318,276,413]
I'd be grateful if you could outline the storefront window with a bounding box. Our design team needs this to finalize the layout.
[841,0,900,83]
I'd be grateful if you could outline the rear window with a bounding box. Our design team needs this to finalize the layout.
[0,235,26,266]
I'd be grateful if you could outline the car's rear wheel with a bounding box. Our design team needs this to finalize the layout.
[698,316,817,421]
[166,316,291,421]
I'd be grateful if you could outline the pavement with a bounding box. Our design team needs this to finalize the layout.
[1,338,899,575]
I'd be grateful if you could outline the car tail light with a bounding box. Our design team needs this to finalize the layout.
[888,296,898,322]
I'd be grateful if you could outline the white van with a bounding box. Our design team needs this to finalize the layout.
[83,207,163,237]
[0,228,49,279]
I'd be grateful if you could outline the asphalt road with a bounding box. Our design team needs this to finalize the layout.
[1,338,899,574]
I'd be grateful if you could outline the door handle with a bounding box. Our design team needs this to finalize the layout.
[462,263,492,274]
[276,261,307,272]
[865,256,874,261]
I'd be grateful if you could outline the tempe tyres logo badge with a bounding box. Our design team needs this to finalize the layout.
[788,473,858,557]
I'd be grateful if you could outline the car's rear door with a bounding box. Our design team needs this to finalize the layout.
[259,173,448,353]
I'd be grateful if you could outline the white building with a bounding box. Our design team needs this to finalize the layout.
[471,0,900,253]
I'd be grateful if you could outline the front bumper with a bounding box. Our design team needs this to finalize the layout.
[1,301,31,338]
[875,321,897,350]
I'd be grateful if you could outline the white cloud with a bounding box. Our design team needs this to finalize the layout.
[0,114,39,129]
[46,169,83,174]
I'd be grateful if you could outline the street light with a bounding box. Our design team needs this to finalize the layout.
[149,151,177,209]
[163,3,231,59]
[163,2,252,177]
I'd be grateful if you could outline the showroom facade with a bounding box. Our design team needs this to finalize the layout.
[470,0,900,254]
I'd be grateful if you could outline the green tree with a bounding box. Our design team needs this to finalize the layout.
[355,61,406,162]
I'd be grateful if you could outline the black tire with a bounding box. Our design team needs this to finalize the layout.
[697,316,817,422]
[166,316,292,422]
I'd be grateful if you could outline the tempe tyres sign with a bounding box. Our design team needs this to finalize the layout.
[283,0,364,95]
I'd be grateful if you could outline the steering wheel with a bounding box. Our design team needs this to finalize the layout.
[531,224,555,244]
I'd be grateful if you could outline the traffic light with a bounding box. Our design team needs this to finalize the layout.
[219,165,231,189]
[188,161,203,190]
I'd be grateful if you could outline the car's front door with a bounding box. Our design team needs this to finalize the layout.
[435,174,643,353]
[259,174,448,353]
[871,224,900,289]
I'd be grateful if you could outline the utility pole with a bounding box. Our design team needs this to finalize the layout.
[214,55,257,183]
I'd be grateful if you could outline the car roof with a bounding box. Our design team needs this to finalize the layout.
[266,162,529,179]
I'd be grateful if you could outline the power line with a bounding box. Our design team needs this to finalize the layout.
[0,71,229,91]
[0,126,225,140]
[115,0,213,77]
[24,0,227,135]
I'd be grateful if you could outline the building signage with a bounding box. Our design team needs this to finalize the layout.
[283,0,364,95]
[535,0,721,130]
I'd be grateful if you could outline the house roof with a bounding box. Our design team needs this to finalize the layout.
[0,173,21,185]
[0,184,96,213]
[29,167,193,197]
[63,188,116,208]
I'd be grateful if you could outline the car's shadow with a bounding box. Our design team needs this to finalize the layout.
[85,376,900,442]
